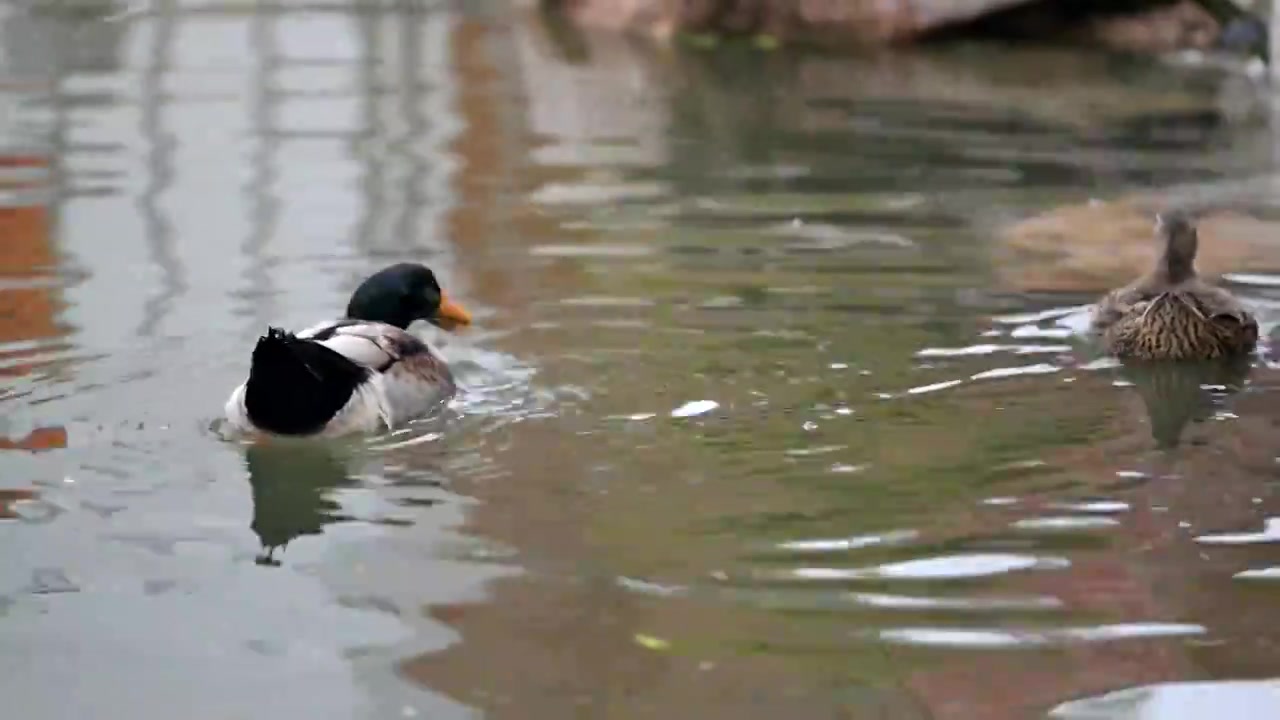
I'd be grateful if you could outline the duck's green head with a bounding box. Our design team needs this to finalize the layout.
[345,263,473,331]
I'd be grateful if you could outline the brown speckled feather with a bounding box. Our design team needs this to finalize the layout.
[1097,288,1257,360]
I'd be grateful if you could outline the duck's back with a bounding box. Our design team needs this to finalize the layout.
[225,319,456,438]
[1101,284,1257,360]
[308,319,457,427]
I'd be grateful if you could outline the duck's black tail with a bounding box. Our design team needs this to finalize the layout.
[243,327,371,435]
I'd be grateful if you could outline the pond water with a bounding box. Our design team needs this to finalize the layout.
[4,2,1280,719]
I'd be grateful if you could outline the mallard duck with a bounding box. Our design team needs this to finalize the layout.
[224,263,472,438]
[1091,210,1257,360]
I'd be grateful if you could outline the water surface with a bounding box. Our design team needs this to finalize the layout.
[3,3,1280,719]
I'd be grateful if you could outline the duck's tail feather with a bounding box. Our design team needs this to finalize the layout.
[243,327,372,435]
[1170,291,1208,321]
[1140,293,1170,322]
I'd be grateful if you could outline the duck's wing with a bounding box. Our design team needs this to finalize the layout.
[309,320,456,426]
[1187,283,1255,326]
[1091,283,1147,332]
[223,322,395,437]
[299,319,417,372]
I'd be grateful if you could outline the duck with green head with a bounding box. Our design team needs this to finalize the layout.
[1091,210,1257,360]
[224,263,473,437]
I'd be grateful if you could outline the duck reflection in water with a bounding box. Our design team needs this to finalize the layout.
[1117,355,1251,450]
[243,440,359,566]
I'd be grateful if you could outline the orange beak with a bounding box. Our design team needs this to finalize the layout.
[431,292,472,331]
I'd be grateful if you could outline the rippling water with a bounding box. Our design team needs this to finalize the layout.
[4,2,1280,719]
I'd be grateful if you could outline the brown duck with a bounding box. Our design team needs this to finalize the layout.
[1091,211,1257,360]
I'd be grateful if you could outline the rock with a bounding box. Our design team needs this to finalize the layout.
[537,0,1236,54]
[549,0,1039,43]
[1069,0,1219,54]
[994,197,1280,293]
[531,0,1063,43]
[1218,14,1268,57]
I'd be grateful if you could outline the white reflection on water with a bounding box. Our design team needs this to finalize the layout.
[670,400,720,418]
[1049,679,1280,719]
[1049,500,1131,514]
[1011,515,1121,531]
[877,622,1205,649]
[776,529,919,553]
[1194,517,1280,545]
[848,591,1062,611]
[970,363,1060,381]
[787,553,1069,581]
[915,343,1073,357]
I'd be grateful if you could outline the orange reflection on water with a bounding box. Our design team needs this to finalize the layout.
[0,487,38,519]
[0,426,67,453]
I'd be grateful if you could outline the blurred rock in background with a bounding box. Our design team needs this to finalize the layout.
[532,0,1265,56]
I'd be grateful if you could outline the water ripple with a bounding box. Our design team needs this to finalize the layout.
[775,529,919,554]
[778,553,1070,582]
[875,622,1205,649]
[1195,518,1280,545]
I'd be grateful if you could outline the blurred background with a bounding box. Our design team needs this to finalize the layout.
[3,1,1280,718]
